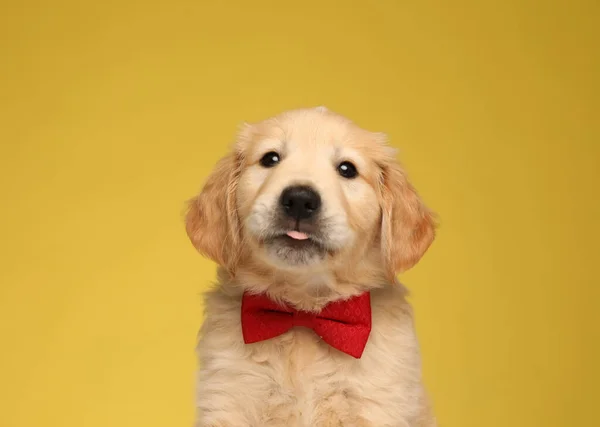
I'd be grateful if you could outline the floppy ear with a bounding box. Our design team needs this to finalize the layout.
[185,152,242,270]
[380,162,436,275]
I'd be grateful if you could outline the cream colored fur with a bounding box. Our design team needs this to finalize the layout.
[186,107,437,427]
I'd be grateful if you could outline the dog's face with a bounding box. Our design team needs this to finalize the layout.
[236,110,384,268]
[186,107,435,281]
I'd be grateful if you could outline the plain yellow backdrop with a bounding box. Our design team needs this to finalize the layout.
[1,1,598,426]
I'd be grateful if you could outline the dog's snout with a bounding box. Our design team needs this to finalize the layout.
[280,185,322,220]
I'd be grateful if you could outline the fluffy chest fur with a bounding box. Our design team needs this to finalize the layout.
[195,285,436,427]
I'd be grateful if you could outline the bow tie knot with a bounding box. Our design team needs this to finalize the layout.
[293,310,316,329]
[241,292,372,359]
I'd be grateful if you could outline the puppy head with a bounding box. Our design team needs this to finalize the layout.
[185,107,435,280]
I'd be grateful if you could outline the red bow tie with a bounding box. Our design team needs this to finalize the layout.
[241,292,372,359]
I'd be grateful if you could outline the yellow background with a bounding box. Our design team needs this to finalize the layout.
[1,1,598,426]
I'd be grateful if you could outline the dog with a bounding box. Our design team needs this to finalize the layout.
[185,107,437,426]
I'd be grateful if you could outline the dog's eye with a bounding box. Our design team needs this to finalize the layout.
[337,161,358,179]
[259,151,281,168]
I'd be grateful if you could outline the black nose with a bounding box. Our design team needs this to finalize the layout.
[280,185,322,220]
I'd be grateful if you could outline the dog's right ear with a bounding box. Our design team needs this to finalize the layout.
[185,152,242,270]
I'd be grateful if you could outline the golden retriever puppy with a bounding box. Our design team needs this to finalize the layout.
[185,107,437,427]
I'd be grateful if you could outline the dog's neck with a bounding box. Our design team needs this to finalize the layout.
[218,248,390,312]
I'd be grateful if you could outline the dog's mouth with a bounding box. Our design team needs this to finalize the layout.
[262,229,328,265]
[271,231,324,249]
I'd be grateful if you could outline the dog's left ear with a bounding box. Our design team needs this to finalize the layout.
[380,162,436,276]
[185,152,242,271]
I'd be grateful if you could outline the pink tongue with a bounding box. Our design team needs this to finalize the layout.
[286,231,309,240]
